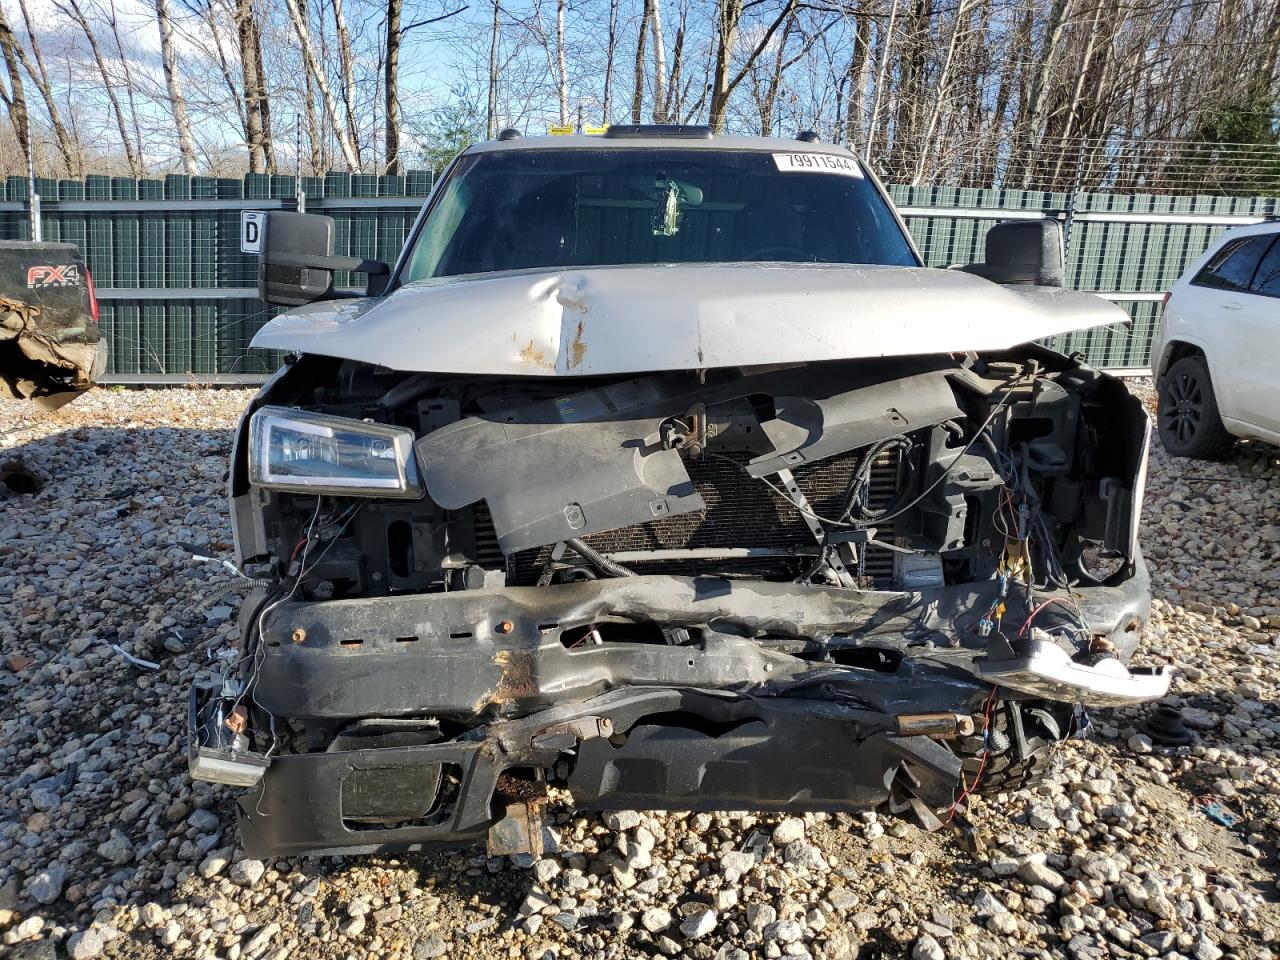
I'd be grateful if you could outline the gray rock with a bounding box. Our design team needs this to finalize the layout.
[187,808,220,832]
[641,907,672,933]
[763,920,805,943]
[679,909,717,939]
[1016,859,1066,890]
[95,831,133,866]
[1127,733,1153,754]
[602,810,642,832]
[720,850,756,878]
[415,934,448,959]
[66,929,105,960]
[973,890,1007,916]
[532,858,560,883]
[771,818,806,845]
[26,863,68,905]
[230,858,266,887]
[198,848,232,878]
[746,903,778,932]
[912,933,945,960]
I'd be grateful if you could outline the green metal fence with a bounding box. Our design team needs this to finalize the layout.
[1,173,1274,378]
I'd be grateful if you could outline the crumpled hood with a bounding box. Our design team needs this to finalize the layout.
[251,263,1127,376]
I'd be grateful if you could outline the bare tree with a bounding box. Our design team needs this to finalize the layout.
[0,6,30,167]
[632,0,649,122]
[14,0,77,175]
[486,0,501,137]
[650,0,667,122]
[54,0,141,177]
[386,0,403,172]
[104,0,145,171]
[556,0,568,125]
[332,0,362,167]
[155,0,199,175]
[283,0,361,169]
[709,0,798,133]
[601,0,619,122]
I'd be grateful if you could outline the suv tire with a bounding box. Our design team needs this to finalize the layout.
[1157,355,1235,460]
[957,701,1072,796]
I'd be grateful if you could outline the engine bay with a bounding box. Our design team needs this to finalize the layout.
[231,347,1147,604]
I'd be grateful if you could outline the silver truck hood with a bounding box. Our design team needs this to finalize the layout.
[251,263,1126,376]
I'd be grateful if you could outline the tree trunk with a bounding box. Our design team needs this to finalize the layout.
[911,0,973,185]
[154,0,198,175]
[0,7,30,168]
[844,7,871,148]
[757,16,796,136]
[556,0,568,125]
[106,0,145,172]
[284,0,361,169]
[866,0,900,162]
[1017,0,1072,185]
[250,11,277,171]
[632,0,650,122]
[602,0,619,122]
[650,0,667,122]
[665,0,688,120]
[56,0,141,177]
[487,0,501,138]
[333,0,362,167]
[709,0,797,133]
[235,0,265,172]
[385,0,402,173]
[14,0,76,175]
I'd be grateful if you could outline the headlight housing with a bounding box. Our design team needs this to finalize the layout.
[248,406,423,498]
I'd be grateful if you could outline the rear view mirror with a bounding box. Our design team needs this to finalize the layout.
[256,211,390,307]
[959,220,1065,287]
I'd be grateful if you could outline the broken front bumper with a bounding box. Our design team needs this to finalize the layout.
[230,687,969,857]
[198,559,1156,857]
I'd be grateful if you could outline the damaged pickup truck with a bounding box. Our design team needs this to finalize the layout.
[191,127,1164,858]
[0,240,105,410]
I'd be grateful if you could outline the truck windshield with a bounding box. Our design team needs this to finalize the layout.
[401,148,917,282]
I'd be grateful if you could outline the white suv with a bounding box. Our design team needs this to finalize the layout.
[1151,221,1280,458]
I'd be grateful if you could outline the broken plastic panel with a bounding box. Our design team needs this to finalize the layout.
[975,631,1170,707]
[187,682,270,787]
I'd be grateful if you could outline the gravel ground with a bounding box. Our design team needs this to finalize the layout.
[1,383,1278,960]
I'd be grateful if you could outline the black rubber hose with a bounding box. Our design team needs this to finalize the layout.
[566,537,637,578]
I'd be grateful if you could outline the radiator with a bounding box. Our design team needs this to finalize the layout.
[506,447,904,587]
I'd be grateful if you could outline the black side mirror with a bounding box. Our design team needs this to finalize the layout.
[257,211,390,307]
[959,219,1064,287]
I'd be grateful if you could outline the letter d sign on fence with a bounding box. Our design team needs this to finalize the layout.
[240,211,265,254]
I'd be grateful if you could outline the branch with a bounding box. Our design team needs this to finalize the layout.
[725,0,799,101]
[403,3,470,35]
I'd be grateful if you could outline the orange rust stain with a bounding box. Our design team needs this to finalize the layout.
[474,649,538,713]
[567,320,587,369]
[518,339,552,368]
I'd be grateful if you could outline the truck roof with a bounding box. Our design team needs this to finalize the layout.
[465,130,858,158]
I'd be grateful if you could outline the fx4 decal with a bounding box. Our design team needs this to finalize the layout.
[27,264,81,288]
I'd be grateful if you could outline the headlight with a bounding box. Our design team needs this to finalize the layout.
[248,406,423,498]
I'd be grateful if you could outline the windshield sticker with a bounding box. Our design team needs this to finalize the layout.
[772,153,863,178]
